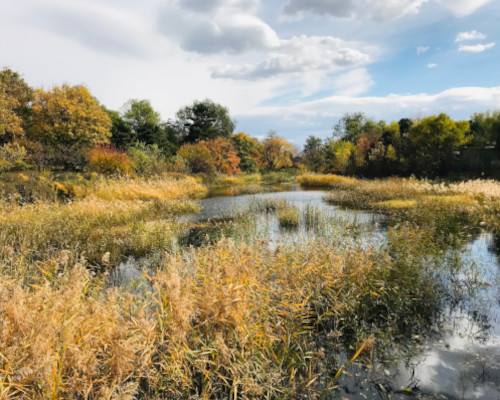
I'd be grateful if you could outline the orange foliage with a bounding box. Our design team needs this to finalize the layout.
[88,145,131,175]
[206,137,241,175]
[178,137,240,175]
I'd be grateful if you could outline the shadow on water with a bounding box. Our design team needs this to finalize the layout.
[113,184,500,399]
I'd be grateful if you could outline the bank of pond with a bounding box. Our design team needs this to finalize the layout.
[1,174,500,399]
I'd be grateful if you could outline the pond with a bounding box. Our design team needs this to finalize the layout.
[116,184,500,399]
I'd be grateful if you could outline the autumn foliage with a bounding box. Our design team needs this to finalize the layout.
[30,84,112,149]
[178,137,240,175]
[88,145,131,175]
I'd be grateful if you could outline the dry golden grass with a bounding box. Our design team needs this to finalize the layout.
[0,266,152,400]
[84,176,206,201]
[0,236,437,399]
[298,174,357,188]
[0,176,205,277]
[300,174,499,230]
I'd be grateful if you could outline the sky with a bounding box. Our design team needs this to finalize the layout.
[1,0,499,145]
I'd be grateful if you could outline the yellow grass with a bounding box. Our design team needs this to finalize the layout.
[0,236,436,399]
[0,176,205,276]
[298,174,357,188]
[373,200,417,209]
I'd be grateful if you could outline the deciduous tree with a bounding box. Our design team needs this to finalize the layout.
[261,131,295,171]
[409,113,470,175]
[176,99,235,143]
[30,84,111,149]
[0,68,33,143]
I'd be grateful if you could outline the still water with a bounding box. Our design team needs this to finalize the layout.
[117,185,500,399]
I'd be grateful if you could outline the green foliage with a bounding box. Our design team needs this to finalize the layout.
[120,99,179,156]
[333,112,369,143]
[469,110,500,148]
[128,143,169,176]
[409,113,470,175]
[106,108,136,149]
[176,99,235,143]
[231,132,262,172]
[324,140,356,174]
[122,99,161,133]
[303,135,325,172]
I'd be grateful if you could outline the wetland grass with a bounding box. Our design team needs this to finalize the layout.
[0,235,440,399]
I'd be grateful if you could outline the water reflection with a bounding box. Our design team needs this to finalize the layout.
[116,186,500,399]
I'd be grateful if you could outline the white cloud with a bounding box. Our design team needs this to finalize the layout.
[427,63,437,68]
[23,0,161,58]
[417,46,429,55]
[331,68,374,96]
[458,42,495,53]
[158,4,279,54]
[282,0,429,21]
[179,0,260,14]
[455,30,487,42]
[282,0,491,20]
[212,35,371,79]
[436,0,492,17]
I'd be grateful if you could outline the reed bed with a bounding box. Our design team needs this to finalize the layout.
[0,236,439,399]
[299,174,499,231]
[0,176,205,278]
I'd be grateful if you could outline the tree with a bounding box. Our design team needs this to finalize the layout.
[122,99,161,135]
[178,137,240,175]
[261,131,295,171]
[303,136,325,172]
[176,99,235,143]
[333,112,368,143]
[206,137,240,175]
[0,68,33,143]
[231,132,263,173]
[409,113,470,175]
[469,111,500,147]
[30,84,111,149]
[120,99,179,157]
[106,109,135,149]
[398,118,413,135]
[324,140,355,174]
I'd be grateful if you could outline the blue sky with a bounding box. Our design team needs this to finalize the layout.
[1,0,499,145]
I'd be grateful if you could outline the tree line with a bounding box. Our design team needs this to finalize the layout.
[1,68,499,177]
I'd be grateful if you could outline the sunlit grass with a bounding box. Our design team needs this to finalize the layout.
[0,236,440,399]
[300,174,498,231]
[0,176,204,277]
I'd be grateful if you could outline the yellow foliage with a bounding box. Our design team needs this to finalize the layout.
[262,132,295,170]
[30,84,111,149]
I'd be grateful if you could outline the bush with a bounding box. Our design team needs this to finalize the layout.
[0,142,28,172]
[128,143,168,176]
[88,145,131,176]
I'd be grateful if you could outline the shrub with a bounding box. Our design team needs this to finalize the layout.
[128,143,168,176]
[0,142,28,172]
[88,145,131,176]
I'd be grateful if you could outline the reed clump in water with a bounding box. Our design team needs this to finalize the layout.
[276,202,300,228]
